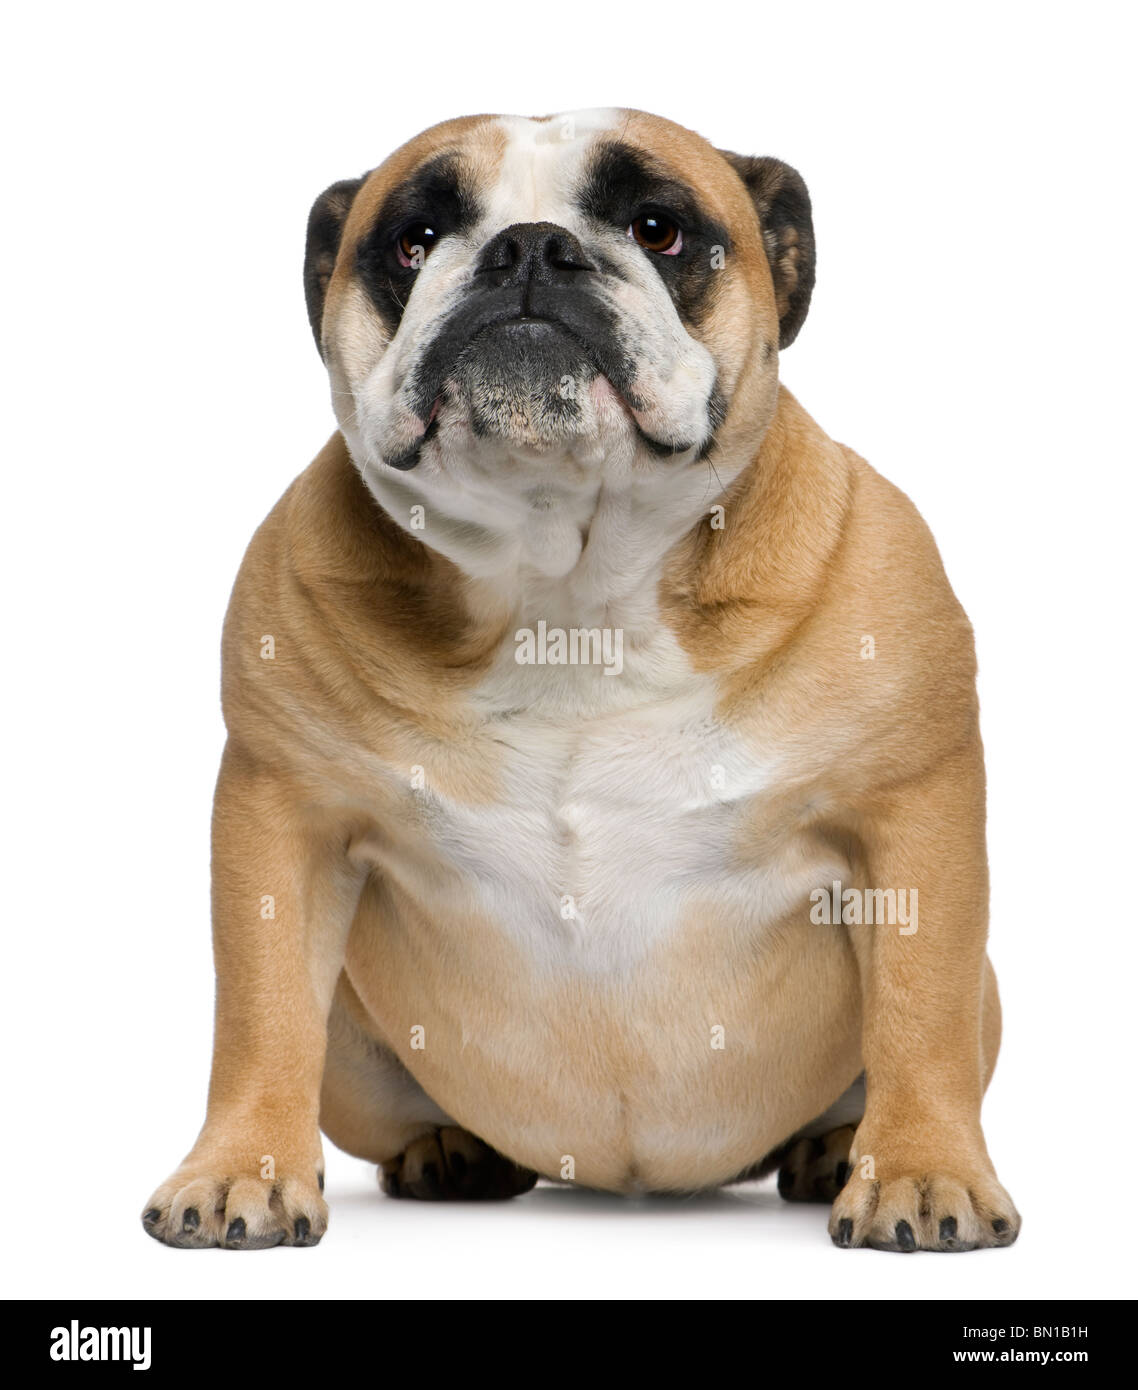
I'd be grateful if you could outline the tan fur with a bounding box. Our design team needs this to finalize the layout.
[143,110,1018,1252]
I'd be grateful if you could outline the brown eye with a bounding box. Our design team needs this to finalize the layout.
[397,222,438,268]
[628,213,682,255]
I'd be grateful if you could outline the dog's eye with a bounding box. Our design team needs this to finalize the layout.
[628,213,682,255]
[396,223,439,269]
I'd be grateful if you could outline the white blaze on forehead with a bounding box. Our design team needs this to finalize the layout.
[481,109,624,230]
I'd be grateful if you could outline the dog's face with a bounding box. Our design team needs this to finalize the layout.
[305,110,814,539]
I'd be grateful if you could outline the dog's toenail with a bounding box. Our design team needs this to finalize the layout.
[992,1217,1009,1234]
[834,1217,853,1248]
[317,1171,325,1193]
[182,1207,200,1233]
[939,1216,958,1242]
[895,1219,916,1251]
[294,1217,310,1243]
[143,1208,161,1224]
[226,1217,246,1244]
[449,1152,467,1180]
[777,1166,794,1195]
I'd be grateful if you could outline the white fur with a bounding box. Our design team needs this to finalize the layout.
[435,666,839,975]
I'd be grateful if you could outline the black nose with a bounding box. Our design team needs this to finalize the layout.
[475,222,595,290]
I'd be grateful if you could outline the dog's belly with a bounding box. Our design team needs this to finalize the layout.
[342,678,863,1190]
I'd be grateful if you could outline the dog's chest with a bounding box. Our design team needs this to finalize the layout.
[396,637,809,973]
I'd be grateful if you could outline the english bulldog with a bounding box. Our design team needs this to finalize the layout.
[142,109,1020,1253]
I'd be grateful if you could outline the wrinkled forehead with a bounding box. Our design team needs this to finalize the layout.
[339,108,757,249]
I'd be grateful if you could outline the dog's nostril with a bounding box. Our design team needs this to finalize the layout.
[487,237,520,272]
[477,222,594,281]
[474,232,518,276]
[541,234,592,273]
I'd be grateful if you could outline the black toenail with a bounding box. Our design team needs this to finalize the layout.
[992,1217,1009,1234]
[317,1171,324,1193]
[450,1152,467,1179]
[182,1207,200,1233]
[226,1217,246,1244]
[777,1166,794,1195]
[422,1161,441,1194]
[810,1136,826,1159]
[143,1208,160,1224]
[939,1216,958,1242]
[835,1162,850,1187]
[895,1219,916,1251]
[294,1217,310,1243]
[834,1217,853,1248]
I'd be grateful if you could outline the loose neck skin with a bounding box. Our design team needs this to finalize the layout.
[442,385,854,659]
[660,385,856,673]
[300,385,853,688]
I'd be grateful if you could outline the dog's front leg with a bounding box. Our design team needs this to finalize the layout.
[142,742,362,1249]
[830,738,1021,1252]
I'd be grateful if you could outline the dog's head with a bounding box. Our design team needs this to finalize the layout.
[305,109,813,526]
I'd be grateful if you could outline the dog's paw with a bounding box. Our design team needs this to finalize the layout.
[142,1154,327,1250]
[828,1164,1020,1252]
[777,1125,856,1203]
[381,1126,538,1201]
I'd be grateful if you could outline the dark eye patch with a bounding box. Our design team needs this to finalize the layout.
[356,153,483,334]
[577,142,732,326]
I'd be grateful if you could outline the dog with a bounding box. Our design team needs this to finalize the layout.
[142,109,1019,1253]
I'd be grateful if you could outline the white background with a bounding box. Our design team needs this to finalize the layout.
[3,0,1134,1301]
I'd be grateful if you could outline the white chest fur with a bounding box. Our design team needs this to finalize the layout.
[397,623,833,976]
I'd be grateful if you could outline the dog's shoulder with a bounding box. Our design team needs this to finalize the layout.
[663,391,980,796]
[219,434,490,760]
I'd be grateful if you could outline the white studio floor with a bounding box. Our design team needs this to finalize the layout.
[14,1097,1108,1302]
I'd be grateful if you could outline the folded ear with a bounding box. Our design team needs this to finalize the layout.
[718,153,815,349]
[303,176,366,355]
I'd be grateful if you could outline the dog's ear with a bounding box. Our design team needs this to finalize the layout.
[304,175,367,355]
[718,153,815,349]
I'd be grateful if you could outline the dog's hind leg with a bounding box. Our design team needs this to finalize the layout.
[320,976,450,1163]
[725,1076,864,1200]
[776,1125,859,1203]
[320,977,537,1201]
[772,1075,864,1202]
[379,1128,539,1201]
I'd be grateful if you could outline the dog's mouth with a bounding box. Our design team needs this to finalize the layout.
[379,288,698,470]
[414,287,627,408]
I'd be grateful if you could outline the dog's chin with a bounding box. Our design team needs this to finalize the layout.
[450,319,600,450]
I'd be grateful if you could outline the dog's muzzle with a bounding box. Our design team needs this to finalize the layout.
[385,222,640,467]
